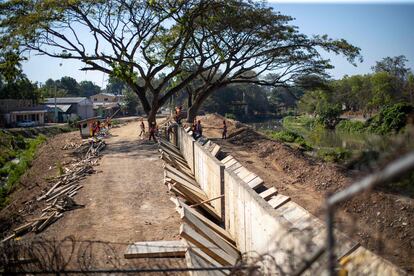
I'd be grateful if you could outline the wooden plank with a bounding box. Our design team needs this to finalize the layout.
[185,127,191,132]
[241,173,256,183]
[165,164,196,186]
[246,177,264,190]
[185,244,228,276]
[211,145,221,157]
[124,240,187,259]
[165,171,205,198]
[171,186,220,221]
[277,202,309,224]
[161,148,188,165]
[259,187,278,200]
[223,159,238,168]
[159,139,180,153]
[170,180,207,202]
[180,201,240,259]
[236,168,251,180]
[220,156,233,164]
[233,166,247,175]
[162,154,193,176]
[268,194,290,209]
[180,223,237,265]
[173,198,235,244]
[227,162,242,172]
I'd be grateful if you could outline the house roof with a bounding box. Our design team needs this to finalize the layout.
[9,105,47,113]
[91,92,117,97]
[45,104,72,113]
[44,97,89,104]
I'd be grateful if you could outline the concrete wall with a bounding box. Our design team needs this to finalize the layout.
[175,126,406,274]
[193,141,224,219]
[178,127,195,173]
[224,169,330,273]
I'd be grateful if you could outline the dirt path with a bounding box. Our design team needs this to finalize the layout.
[35,122,184,271]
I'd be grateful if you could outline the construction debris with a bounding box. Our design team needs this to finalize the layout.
[124,240,187,259]
[3,138,106,242]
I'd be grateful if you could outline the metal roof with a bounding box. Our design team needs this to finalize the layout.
[46,104,72,113]
[44,97,89,104]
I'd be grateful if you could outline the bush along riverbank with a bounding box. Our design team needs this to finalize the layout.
[0,125,75,209]
[260,103,414,164]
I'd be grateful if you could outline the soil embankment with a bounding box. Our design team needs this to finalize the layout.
[199,113,414,273]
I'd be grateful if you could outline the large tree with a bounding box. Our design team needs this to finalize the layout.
[0,0,361,123]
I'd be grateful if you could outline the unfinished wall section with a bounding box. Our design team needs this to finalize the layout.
[193,141,225,219]
[177,127,195,173]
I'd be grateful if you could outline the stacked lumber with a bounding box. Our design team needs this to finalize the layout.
[160,140,221,221]
[2,139,106,243]
[157,139,240,275]
[172,198,240,274]
[62,142,82,150]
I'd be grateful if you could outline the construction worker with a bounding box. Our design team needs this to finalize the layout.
[148,121,157,142]
[193,119,203,139]
[222,120,227,139]
[138,118,145,139]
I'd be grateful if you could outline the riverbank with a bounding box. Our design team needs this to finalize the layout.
[0,126,76,209]
[199,113,414,273]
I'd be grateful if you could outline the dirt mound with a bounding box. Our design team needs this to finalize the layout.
[227,126,267,144]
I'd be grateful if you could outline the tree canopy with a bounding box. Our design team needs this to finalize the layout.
[0,0,361,122]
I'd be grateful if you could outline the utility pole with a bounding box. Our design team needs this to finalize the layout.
[54,84,58,123]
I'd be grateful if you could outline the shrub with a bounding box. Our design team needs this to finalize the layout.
[336,120,366,133]
[317,147,351,163]
[367,103,414,134]
[225,113,237,120]
[0,135,46,209]
[266,130,312,151]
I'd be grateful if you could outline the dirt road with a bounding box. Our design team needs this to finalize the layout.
[35,122,184,270]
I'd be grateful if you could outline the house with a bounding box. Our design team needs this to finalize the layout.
[90,93,121,118]
[44,97,94,122]
[90,92,120,103]
[0,99,47,127]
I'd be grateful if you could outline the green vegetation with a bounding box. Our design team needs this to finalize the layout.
[317,147,352,163]
[367,103,414,134]
[335,120,366,133]
[265,130,312,151]
[0,134,46,208]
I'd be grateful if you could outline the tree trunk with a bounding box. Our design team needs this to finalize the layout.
[187,101,201,123]
[187,91,193,109]
[147,108,157,125]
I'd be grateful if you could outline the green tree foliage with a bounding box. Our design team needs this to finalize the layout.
[368,72,398,111]
[121,89,141,115]
[0,0,361,123]
[202,84,269,120]
[372,55,410,82]
[0,51,40,101]
[297,89,341,128]
[105,76,127,95]
[367,103,414,134]
[79,80,101,97]
[39,77,101,98]
[405,73,414,104]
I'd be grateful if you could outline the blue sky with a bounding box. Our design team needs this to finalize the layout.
[22,1,414,87]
